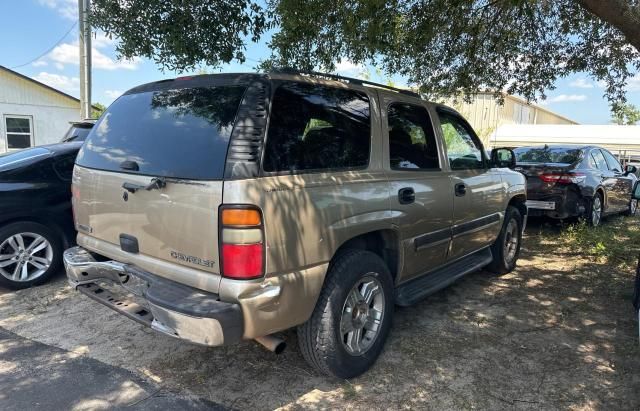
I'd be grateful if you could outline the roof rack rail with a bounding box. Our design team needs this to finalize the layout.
[271,67,421,98]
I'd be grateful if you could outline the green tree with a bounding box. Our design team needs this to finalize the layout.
[91,102,106,119]
[90,0,268,72]
[91,1,640,104]
[611,103,640,125]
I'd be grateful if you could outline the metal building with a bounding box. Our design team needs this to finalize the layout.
[443,92,578,144]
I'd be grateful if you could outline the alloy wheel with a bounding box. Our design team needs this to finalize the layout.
[0,233,53,282]
[340,274,385,356]
[592,196,602,226]
[503,218,519,265]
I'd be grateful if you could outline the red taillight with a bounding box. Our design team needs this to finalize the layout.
[219,206,265,280]
[222,244,264,279]
[539,173,585,184]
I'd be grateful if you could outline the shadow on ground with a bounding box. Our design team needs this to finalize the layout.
[0,216,639,409]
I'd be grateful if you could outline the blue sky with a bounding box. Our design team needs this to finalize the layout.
[2,0,640,124]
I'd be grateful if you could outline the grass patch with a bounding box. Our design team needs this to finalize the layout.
[558,216,640,268]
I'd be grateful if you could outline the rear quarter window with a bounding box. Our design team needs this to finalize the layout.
[76,86,246,180]
[263,82,371,173]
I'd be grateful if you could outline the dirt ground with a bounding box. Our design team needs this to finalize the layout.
[1,216,639,410]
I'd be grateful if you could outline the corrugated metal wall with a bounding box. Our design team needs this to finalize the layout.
[443,93,578,144]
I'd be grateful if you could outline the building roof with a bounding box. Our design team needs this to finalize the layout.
[0,65,99,109]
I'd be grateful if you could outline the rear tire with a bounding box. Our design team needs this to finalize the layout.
[0,222,62,290]
[487,206,522,274]
[298,250,394,379]
[587,193,604,226]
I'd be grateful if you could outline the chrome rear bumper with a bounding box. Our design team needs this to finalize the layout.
[63,246,243,346]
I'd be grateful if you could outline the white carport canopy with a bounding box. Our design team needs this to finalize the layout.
[489,124,640,161]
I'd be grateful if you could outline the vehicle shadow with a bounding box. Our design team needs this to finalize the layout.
[1,217,639,409]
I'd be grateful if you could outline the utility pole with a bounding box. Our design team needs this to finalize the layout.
[78,0,91,119]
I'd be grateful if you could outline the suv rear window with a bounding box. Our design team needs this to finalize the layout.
[263,82,371,173]
[514,147,582,164]
[76,86,246,180]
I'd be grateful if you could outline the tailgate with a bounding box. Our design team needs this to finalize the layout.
[73,166,223,275]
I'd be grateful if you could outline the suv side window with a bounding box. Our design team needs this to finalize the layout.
[387,103,439,170]
[438,112,485,170]
[263,82,371,173]
[591,150,608,171]
[602,149,622,172]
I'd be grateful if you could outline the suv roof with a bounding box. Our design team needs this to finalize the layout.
[124,70,422,100]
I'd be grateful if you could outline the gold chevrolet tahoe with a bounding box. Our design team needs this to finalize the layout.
[64,71,526,378]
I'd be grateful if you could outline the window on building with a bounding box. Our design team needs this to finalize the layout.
[5,116,33,150]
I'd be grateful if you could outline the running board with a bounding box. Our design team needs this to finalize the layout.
[395,248,493,306]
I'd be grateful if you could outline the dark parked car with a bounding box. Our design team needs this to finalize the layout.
[515,145,638,226]
[60,119,96,143]
[0,142,82,289]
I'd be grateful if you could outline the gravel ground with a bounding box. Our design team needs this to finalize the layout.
[0,217,639,410]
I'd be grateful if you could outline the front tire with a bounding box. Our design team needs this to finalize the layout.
[0,222,62,290]
[625,198,638,216]
[487,206,522,274]
[298,250,394,379]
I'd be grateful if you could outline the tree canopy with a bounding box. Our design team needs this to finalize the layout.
[611,103,640,124]
[91,102,106,119]
[90,0,640,105]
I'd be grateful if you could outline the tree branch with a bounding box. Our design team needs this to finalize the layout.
[576,0,640,51]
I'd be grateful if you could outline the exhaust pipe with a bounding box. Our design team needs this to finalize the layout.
[255,334,286,354]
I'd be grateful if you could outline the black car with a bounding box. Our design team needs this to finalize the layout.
[0,142,82,289]
[515,145,638,226]
[60,119,96,143]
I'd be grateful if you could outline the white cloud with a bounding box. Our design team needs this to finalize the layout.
[104,90,123,99]
[38,0,77,20]
[92,32,116,49]
[627,74,640,92]
[33,72,79,94]
[540,94,588,105]
[49,42,141,71]
[335,60,366,76]
[569,78,594,89]
[32,60,48,67]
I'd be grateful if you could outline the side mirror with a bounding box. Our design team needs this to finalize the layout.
[633,181,640,200]
[490,147,516,169]
[625,164,637,176]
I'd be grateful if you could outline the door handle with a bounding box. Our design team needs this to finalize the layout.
[398,187,415,205]
[455,183,467,197]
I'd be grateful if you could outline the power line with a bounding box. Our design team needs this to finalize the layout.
[10,20,78,69]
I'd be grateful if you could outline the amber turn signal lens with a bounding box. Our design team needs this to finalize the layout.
[221,209,261,226]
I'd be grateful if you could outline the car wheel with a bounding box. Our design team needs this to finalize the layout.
[625,198,638,216]
[297,250,394,379]
[588,193,604,227]
[487,206,522,274]
[0,222,62,290]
